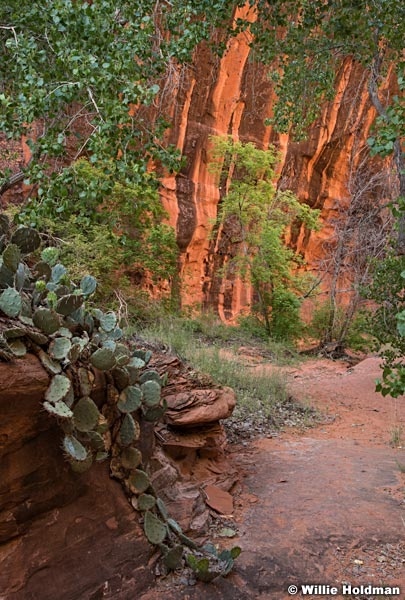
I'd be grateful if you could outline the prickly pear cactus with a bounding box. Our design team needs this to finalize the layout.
[0,219,241,581]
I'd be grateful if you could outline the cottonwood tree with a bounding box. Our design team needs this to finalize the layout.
[0,0,240,294]
[210,136,319,339]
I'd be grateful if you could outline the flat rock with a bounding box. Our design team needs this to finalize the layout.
[164,387,236,428]
[203,484,234,515]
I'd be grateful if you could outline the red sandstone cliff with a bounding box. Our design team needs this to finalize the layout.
[159,11,395,320]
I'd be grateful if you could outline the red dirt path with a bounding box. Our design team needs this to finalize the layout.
[140,356,405,599]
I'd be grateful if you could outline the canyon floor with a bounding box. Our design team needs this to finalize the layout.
[140,355,405,599]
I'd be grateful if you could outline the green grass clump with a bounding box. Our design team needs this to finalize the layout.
[139,315,312,434]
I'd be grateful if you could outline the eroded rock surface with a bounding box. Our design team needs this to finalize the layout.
[0,350,238,599]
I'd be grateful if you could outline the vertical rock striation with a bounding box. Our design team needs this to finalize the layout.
[160,26,394,320]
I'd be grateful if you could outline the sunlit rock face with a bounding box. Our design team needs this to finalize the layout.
[160,14,394,320]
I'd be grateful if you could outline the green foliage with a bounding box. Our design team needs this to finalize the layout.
[308,301,372,352]
[210,136,319,339]
[15,158,178,304]
[247,0,404,141]
[365,255,405,396]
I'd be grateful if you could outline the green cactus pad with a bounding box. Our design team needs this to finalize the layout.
[45,374,72,403]
[0,287,22,318]
[139,370,161,385]
[118,413,140,446]
[33,261,52,281]
[143,405,166,422]
[3,244,21,272]
[143,511,167,545]
[8,339,27,356]
[73,397,100,432]
[117,386,142,413]
[156,497,169,521]
[3,326,27,339]
[102,339,116,353]
[68,453,93,473]
[87,430,105,451]
[95,451,109,462]
[37,349,62,374]
[132,349,152,365]
[112,367,130,391]
[121,447,142,470]
[128,469,150,494]
[137,493,156,511]
[63,434,88,461]
[55,284,71,298]
[40,246,59,266]
[26,330,48,346]
[49,337,72,360]
[110,327,123,340]
[0,258,13,286]
[163,545,183,571]
[80,275,97,296]
[167,518,182,535]
[11,226,41,254]
[90,347,116,371]
[99,311,117,333]
[56,293,84,316]
[43,400,74,419]
[14,263,27,290]
[51,263,67,283]
[129,357,146,369]
[141,380,161,408]
[33,307,60,334]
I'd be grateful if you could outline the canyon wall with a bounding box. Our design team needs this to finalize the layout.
[160,9,393,320]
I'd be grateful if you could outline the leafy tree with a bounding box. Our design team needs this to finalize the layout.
[210,136,319,339]
[0,1,240,296]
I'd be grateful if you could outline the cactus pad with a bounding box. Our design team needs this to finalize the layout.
[3,326,27,339]
[73,397,100,432]
[51,263,67,283]
[43,400,74,419]
[37,349,62,374]
[99,311,117,332]
[163,545,184,571]
[8,339,27,356]
[3,244,21,272]
[78,367,94,396]
[63,434,88,461]
[11,226,41,254]
[139,370,161,385]
[121,447,142,470]
[87,430,105,451]
[141,380,161,408]
[56,293,84,316]
[0,288,22,318]
[90,347,116,371]
[80,275,97,296]
[118,413,140,446]
[33,307,60,334]
[112,367,130,391]
[128,469,150,494]
[49,337,72,360]
[117,386,142,413]
[68,454,93,473]
[45,374,72,403]
[137,494,156,511]
[143,511,167,545]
